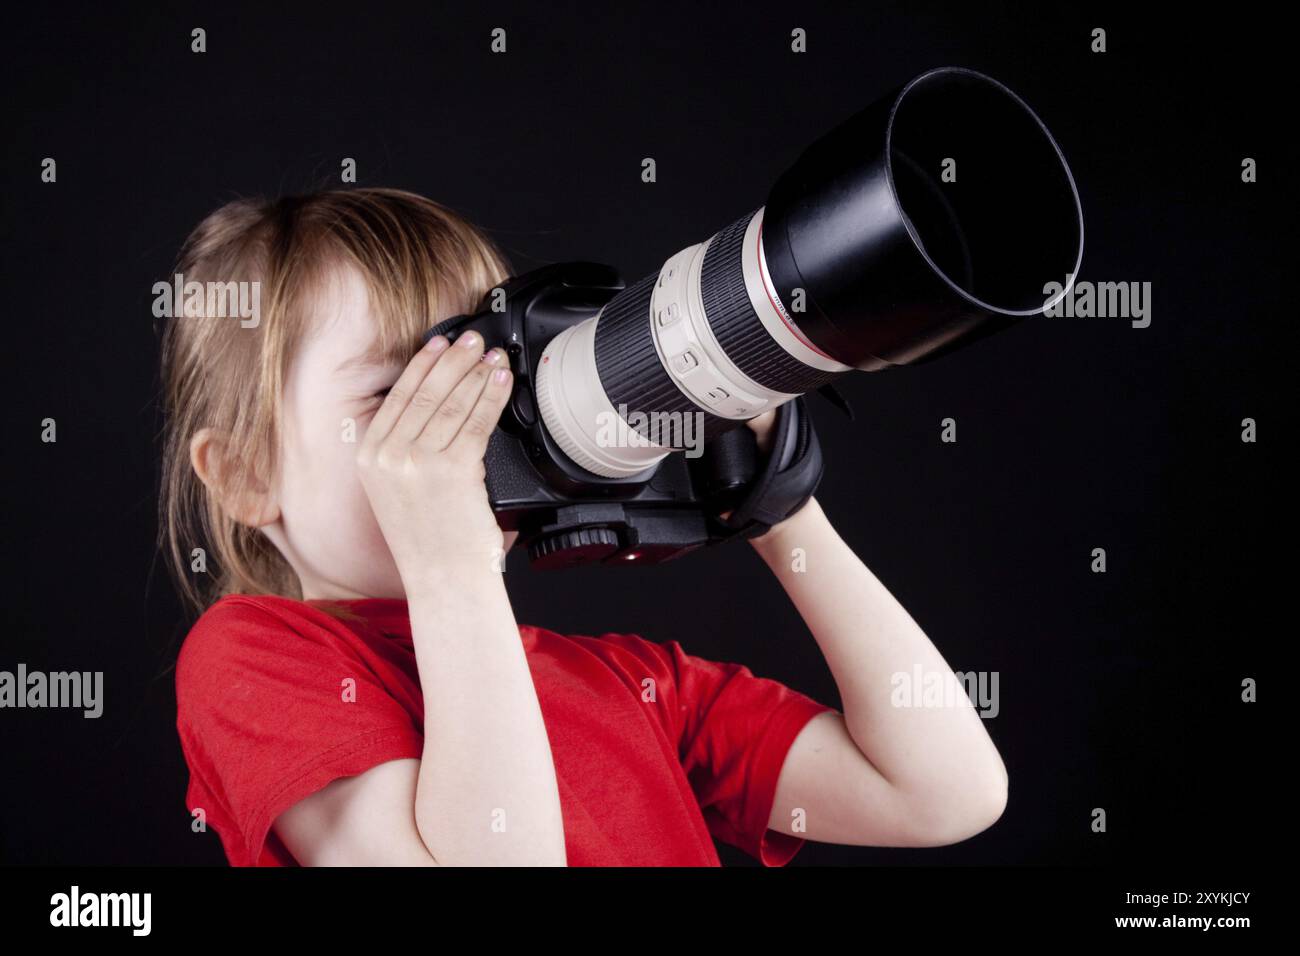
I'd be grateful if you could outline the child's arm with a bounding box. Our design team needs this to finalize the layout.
[364,333,565,865]
[739,416,1008,848]
[753,497,1008,846]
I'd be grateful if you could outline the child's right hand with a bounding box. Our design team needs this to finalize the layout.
[356,330,513,582]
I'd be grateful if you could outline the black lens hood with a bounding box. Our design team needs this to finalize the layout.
[761,66,1084,371]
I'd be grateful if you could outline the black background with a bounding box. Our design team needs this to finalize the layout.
[0,1,1283,867]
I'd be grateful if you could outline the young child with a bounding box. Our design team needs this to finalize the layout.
[163,188,1008,866]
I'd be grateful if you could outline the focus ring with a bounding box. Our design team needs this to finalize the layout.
[700,209,843,394]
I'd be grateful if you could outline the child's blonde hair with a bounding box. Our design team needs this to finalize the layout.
[157,188,512,616]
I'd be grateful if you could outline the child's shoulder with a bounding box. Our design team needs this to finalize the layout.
[178,594,327,670]
[187,592,310,635]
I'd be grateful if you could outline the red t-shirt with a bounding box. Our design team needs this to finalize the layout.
[175,594,837,866]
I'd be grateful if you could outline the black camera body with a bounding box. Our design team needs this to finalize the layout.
[422,261,820,570]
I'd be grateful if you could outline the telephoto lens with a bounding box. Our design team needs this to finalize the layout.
[534,66,1084,478]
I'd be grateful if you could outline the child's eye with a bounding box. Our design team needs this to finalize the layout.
[373,386,392,400]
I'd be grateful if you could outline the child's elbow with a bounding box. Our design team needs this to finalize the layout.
[966,765,1009,836]
[901,763,1009,847]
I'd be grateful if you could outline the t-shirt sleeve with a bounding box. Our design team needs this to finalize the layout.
[607,634,838,866]
[175,598,424,866]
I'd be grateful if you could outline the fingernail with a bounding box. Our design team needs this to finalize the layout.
[457,331,480,349]
[425,335,448,351]
[493,368,509,383]
[482,349,502,364]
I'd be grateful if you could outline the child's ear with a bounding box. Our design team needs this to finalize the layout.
[189,427,280,528]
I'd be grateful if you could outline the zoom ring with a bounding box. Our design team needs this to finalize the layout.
[592,273,734,445]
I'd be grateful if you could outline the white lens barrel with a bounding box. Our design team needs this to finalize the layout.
[535,207,852,479]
